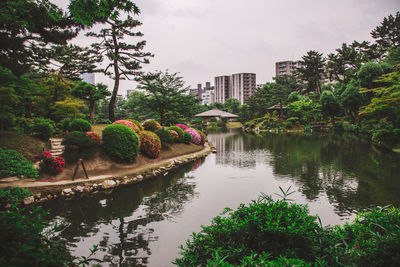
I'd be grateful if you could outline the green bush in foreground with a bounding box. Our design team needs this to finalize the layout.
[29,118,55,140]
[0,149,38,178]
[102,124,140,162]
[175,196,400,266]
[62,131,99,162]
[155,127,174,146]
[0,187,32,204]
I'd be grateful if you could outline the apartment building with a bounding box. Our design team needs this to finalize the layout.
[215,73,256,104]
[275,60,301,76]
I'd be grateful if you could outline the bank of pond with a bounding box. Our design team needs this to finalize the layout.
[1,129,400,266]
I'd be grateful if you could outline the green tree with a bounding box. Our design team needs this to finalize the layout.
[71,81,111,123]
[246,83,275,119]
[272,74,300,117]
[224,98,241,114]
[0,0,79,75]
[383,47,400,66]
[320,91,341,126]
[297,50,326,96]
[340,82,363,123]
[83,1,152,122]
[124,91,154,121]
[371,12,400,49]
[358,62,393,89]
[138,71,195,125]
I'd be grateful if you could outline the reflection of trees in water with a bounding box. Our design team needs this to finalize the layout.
[42,161,202,266]
[257,133,400,214]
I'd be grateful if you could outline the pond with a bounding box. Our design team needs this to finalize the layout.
[42,129,400,266]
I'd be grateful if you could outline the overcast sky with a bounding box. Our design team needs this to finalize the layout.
[54,0,399,95]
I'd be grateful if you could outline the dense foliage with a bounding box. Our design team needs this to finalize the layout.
[0,187,32,204]
[0,206,74,266]
[126,119,144,131]
[175,196,400,266]
[69,118,91,132]
[102,124,140,163]
[0,149,38,178]
[29,118,56,140]
[62,131,100,162]
[142,119,161,132]
[140,130,161,158]
[169,130,179,142]
[155,127,174,146]
[183,132,193,144]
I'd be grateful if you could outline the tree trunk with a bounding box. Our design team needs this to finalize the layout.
[89,100,95,124]
[109,29,120,122]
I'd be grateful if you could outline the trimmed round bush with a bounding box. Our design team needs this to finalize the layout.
[113,119,141,138]
[155,127,174,146]
[169,130,179,142]
[29,118,55,140]
[69,118,91,132]
[142,119,161,132]
[102,124,140,162]
[62,131,99,162]
[140,130,161,158]
[0,149,38,178]
[126,119,144,131]
[183,132,193,144]
[176,123,188,130]
[185,128,201,145]
[167,126,185,143]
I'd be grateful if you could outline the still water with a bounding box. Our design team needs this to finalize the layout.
[43,129,400,266]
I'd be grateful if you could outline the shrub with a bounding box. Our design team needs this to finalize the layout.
[169,130,179,142]
[0,149,38,178]
[185,128,201,145]
[57,117,73,132]
[176,123,188,130]
[140,130,161,158]
[102,124,140,162]
[69,118,91,132]
[142,119,161,132]
[0,206,74,266]
[194,128,206,145]
[174,194,321,266]
[112,120,141,138]
[34,151,65,175]
[167,126,185,142]
[183,132,193,144]
[62,131,99,162]
[126,119,144,131]
[0,187,32,204]
[371,118,399,146]
[29,118,56,140]
[155,127,174,146]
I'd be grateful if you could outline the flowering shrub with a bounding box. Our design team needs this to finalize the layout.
[102,124,140,163]
[86,131,101,145]
[113,120,141,138]
[176,123,188,130]
[34,151,65,175]
[155,127,174,146]
[142,119,162,132]
[167,126,184,142]
[140,131,161,158]
[185,128,202,145]
[193,128,206,145]
[169,130,179,142]
[126,119,144,131]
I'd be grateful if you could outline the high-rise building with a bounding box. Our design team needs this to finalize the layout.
[215,76,230,104]
[215,73,256,104]
[275,61,301,76]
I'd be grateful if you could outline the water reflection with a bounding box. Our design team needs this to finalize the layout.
[43,163,200,266]
[208,131,400,216]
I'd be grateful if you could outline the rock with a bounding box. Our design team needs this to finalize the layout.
[47,194,53,199]
[5,203,12,209]
[23,196,35,205]
[83,187,90,193]
[124,176,128,179]
[102,180,116,189]
[136,175,143,181]
[62,188,73,196]
[34,193,41,199]
[92,183,98,189]
[75,185,84,193]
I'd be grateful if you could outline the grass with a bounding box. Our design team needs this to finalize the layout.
[226,122,242,128]
[91,124,109,137]
[0,131,45,161]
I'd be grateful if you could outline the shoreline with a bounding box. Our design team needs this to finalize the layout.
[0,143,215,206]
